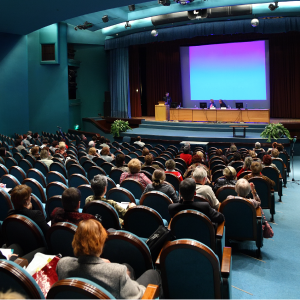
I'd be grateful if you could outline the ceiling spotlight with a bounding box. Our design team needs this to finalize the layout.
[128,4,135,11]
[251,18,259,27]
[102,15,109,23]
[125,21,131,29]
[158,0,171,6]
[188,9,208,19]
[74,21,93,31]
[269,1,279,11]
[174,0,194,4]
[151,29,158,37]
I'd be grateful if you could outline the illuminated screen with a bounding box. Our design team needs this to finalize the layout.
[189,41,267,100]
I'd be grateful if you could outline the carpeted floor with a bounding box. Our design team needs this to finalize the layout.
[231,156,300,298]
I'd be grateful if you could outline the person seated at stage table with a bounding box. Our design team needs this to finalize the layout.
[215,149,228,164]
[56,219,162,299]
[141,154,161,170]
[228,152,243,165]
[100,146,115,163]
[120,158,152,189]
[209,99,216,109]
[213,166,237,193]
[142,169,179,203]
[51,187,96,226]
[168,178,224,224]
[262,154,280,174]
[142,147,149,156]
[253,142,265,152]
[165,159,183,182]
[219,99,228,108]
[133,136,145,148]
[237,156,253,178]
[243,161,275,188]
[87,147,100,160]
[180,146,192,166]
[184,154,209,178]
[163,92,172,106]
[111,154,129,172]
[193,167,220,210]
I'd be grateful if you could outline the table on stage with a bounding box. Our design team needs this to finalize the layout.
[169,108,270,123]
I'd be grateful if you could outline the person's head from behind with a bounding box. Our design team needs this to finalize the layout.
[216,149,223,156]
[165,159,176,170]
[272,142,278,149]
[142,147,149,156]
[23,134,27,139]
[72,219,108,257]
[40,149,49,159]
[92,136,97,142]
[144,154,153,166]
[192,167,207,185]
[230,144,237,152]
[101,146,110,156]
[223,166,236,180]
[42,139,49,145]
[235,178,251,197]
[91,175,107,198]
[196,151,204,159]
[136,136,141,141]
[263,154,272,166]
[15,139,22,147]
[33,132,39,139]
[233,152,241,161]
[62,188,81,212]
[81,134,87,141]
[251,161,262,175]
[180,178,196,202]
[255,142,261,149]
[88,147,97,156]
[0,147,6,157]
[272,148,279,158]
[52,141,59,148]
[11,185,32,210]
[248,150,256,159]
[128,158,141,174]
[115,153,125,167]
[31,146,39,156]
[244,157,253,169]
[183,146,190,154]
[152,169,165,187]
[277,143,284,152]
[192,154,203,164]
[88,141,95,148]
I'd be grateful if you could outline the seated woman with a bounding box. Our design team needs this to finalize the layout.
[87,147,100,160]
[85,175,135,223]
[100,146,115,163]
[141,154,160,170]
[0,147,6,161]
[248,150,258,159]
[262,154,280,174]
[56,219,162,299]
[142,147,149,156]
[55,142,68,159]
[7,185,49,235]
[271,148,283,161]
[228,152,243,165]
[225,144,237,156]
[30,146,41,160]
[180,146,192,166]
[253,142,265,152]
[40,148,53,169]
[142,169,179,203]
[15,139,26,152]
[213,166,237,193]
[215,149,228,164]
[183,154,209,179]
[237,156,253,178]
[111,154,129,172]
[243,162,275,188]
[165,159,183,182]
[120,158,152,189]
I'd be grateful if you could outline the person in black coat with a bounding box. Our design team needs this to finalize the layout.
[168,178,224,224]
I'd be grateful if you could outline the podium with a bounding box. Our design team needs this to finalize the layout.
[155,102,170,121]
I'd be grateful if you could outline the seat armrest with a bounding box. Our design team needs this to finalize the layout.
[155,248,164,265]
[256,207,262,218]
[142,284,159,299]
[167,218,172,230]
[279,174,282,179]
[14,257,29,268]
[221,247,232,278]
[216,221,225,238]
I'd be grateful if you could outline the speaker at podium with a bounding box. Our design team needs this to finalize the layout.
[155,101,170,121]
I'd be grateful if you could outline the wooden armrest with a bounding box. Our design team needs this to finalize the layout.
[221,247,231,278]
[271,189,274,193]
[216,221,225,238]
[155,248,164,265]
[167,219,172,230]
[14,257,28,268]
[284,163,287,168]
[256,207,262,218]
[279,174,282,179]
[142,284,159,299]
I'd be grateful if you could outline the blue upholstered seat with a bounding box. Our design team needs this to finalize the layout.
[0,188,13,221]
[120,178,145,200]
[0,174,20,189]
[9,166,26,184]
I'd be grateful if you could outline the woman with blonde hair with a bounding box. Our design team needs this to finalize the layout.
[56,219,162,299]
[142,169,179,203]
[40,148,53,169]
[87,147,100,160]
[213,166,237,192]
[30,146,41,160]
[100,146,115,163]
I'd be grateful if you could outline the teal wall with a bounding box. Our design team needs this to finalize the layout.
[28,22,69,134]
[0,33,29,136]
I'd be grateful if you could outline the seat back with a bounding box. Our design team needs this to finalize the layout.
[142,166,156,175]
[175,162,185,175]
[34,161,49,177]
[102,230,153,278]
[0,174,20,189]
[13,152,24,163]
[170,210,216,250]
[25,154,36,166]
[22,178,47,203]
[68,164,86,177]
[2,214,47,254]
[83,200,121,230]
[27,168,47,188]
[0,164,9,178]
[120,179,145,200]
[50,162,68,178]
[165,173,180,192]
[0,259,45,299]
[210,159,225,170]
[5,157,18,169]
[46,222,77,257]
[46,182,68,200]
[109,169,124,185]
[140,191,173,222]
[46,171,68,186]
[100,162,115,174]
[212,170,224,183]
[262,166,280,192]
[68,174,89,188]
[9,166,26,183]
[211,164,226,175]
[77,184,93,208]
[46,196,63,220]
[230,161,244,170]
[31,193,47,219]
[87,166,106,181]
[160,239,221,299]
[237,170,251,179]
[248,177,272,209]
[0,189,13,221]
[272,158,285,178]
[106,187,136,204]
[215,185,237,203]
[82,160,97,172]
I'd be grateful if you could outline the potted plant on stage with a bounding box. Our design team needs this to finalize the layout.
[111,120,132,137]
[260,123,292,142]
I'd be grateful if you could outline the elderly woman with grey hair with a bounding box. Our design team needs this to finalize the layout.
[85,175,136,223]
[226,178,261,208]
[213,166,237,193]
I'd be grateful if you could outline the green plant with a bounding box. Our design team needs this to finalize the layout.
[260,123,292,142]
[110,120,132,137]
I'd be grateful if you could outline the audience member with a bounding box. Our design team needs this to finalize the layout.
[248,150,257,159]
[15,139,26,152]
[184,154,209,178]
[213,166,237,193]
[27,131,33,139]
[40,139,49,149]
[40,148,53,169]
[100,138,110,148]
[22,134,30,147]
[134,136,145,148]
[85,175,135,223]
[165,159,183,182]
[51,188,95,225]
[243,162,275,188]
[81,134,88,146]
[141,154,160,169]
[8,185,49,235]
[237,156,253,177]
[168,178,224,223]
[30,146,40,160]
[193,167,220,210]
[142,147,149,156]
[262,154,280,174]
[215,149,228,164]
[87,147,100,160]
[100,146,115,162]
[111,154,129,172]
[254,142,265,152]
[49,140,59,153]
[87,141,95,153]
[271,148,283,161]
[180,146,192,166]
[56,219,162,299]
[226,144,237,155]
[142,169,179,203]
[228,152,243,165]
[120,159,152,188]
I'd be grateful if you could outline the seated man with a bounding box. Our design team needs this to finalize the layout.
[219,99,228,108]
[193,167,220,210]
[85,175,136,223]
[111,153,129,172]
[168,178,224,224]
[133,136,145,148]
[51,188,95,226]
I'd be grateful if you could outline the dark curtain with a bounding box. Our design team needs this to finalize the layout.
[129,45,142,117]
